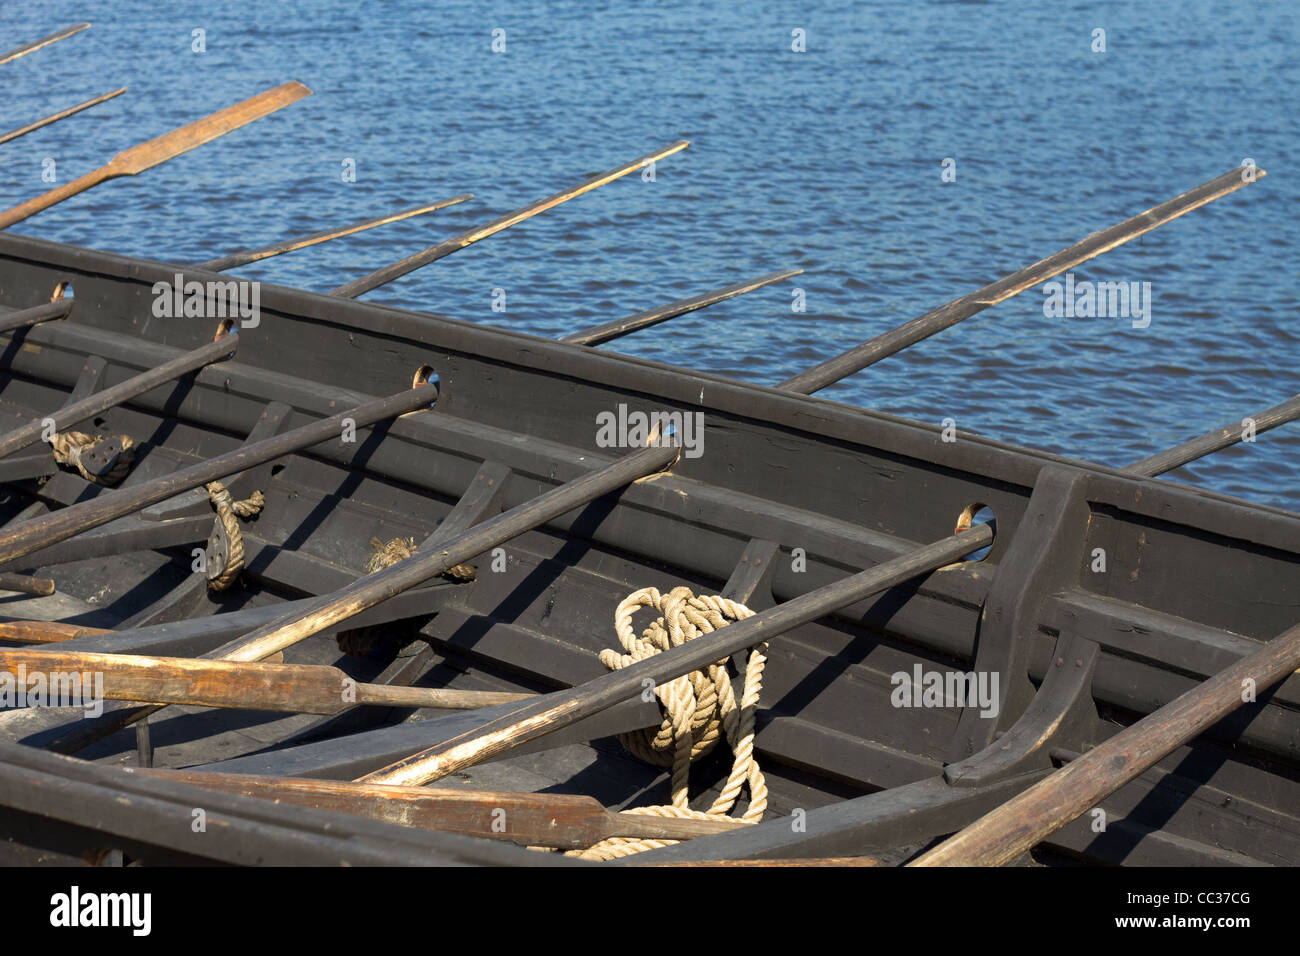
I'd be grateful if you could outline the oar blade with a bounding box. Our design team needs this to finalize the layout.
[109,80,312,176]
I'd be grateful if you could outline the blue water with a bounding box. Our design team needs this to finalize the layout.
[2,1,1296,509]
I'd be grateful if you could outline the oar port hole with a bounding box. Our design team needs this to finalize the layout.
[955,503,996,561]
[213,318,236,340]
[412,365,439,406]
[51,282,73,302]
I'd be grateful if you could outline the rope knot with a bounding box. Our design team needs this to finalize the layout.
[204,480,265,591]
[572,585,769,860]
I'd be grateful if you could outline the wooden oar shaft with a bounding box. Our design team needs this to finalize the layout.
[0,574,54,596]
[0,87,126,147]
[194,195,474,272]
[1128,394,1300,477]
[0,620,110,643]
[561,269,804,347]
[128,768,741,848]
[0,299,73,334]
[0,382,435,568]
[779,167,1266,395]
[356,683,530,710]
[331,141,690,298]
[359,525,992,787]
[910,621,1300,866]
[213,442,679,664]
[0,331,238,460]
[0,23,90,65]
[0,169,107,230]
[0,646,521,713]
[0,82,311,230]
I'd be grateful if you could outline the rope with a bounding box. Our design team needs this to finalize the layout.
[50,430,134,485]
[205,481,265,591]
[337,536,476,656]
[568,585,768,861]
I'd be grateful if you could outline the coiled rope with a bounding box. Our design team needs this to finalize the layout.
[50,430,134,485]
[337,536,476,656]
[568,585,768,861]
[205,481,265,591]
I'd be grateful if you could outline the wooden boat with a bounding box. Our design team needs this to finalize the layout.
[0,62,1295,867]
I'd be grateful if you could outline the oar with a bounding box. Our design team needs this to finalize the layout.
[358,525,992,786]
[41,441,680,752]
[910,621,1300,866]
[126,769,743,849]
[0,647,528,713]
[0,379,436,568]
[779,167,1266,395]
[0,88,126,147]
[331,141,690,298]
[1127,393,1300,476]
[0,81,312,230]
[0,620,110,643]
[192,196,474,272]
[0,573,54,596]
[0,329,239,460]
[0,23,90,65]
[0,299,74,334]
[560,269,804,347]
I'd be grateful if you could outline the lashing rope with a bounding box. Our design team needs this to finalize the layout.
[205,481,265,591]
[50,430,134,485]
[568,585,768,861]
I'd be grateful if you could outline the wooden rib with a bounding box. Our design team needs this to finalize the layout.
[0,88,126,147]
[0,647,527,714]
[0,23,90,65]
[331,140,690,298]
[779,167,1267,394]
[0,81,312,230]
[910,621,1300,867]
[0,620,110,643]
[193,195,474,272]
[358,525,992,787]
[127,769,743,849]
[0,331,238,460]
[561,269,804,347]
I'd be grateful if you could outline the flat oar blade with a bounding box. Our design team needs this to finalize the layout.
[0,22,90,66]
[109,80,312,176]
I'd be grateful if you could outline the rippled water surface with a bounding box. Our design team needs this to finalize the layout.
[2,1,1296,508]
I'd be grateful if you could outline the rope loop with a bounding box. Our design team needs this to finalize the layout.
[571,585,768,860]
[205,480,265,591]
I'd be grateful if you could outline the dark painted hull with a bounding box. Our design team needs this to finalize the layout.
[0,233,1295,866]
